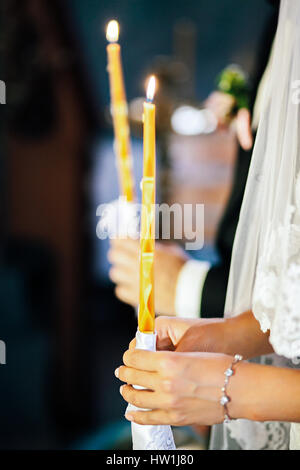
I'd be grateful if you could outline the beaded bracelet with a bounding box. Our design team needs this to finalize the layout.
[220,354,243,423]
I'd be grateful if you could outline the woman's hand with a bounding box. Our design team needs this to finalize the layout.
[116,347,300,426]
[116,348,233,426]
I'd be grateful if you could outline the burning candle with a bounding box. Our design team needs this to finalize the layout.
[138,76,156,334]
[106,20,135,202]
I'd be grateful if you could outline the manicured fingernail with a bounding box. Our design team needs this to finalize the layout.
[114,368,119,378]
[119,385,124,395]
[125,413,133,422]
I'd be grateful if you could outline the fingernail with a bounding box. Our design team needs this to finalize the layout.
[119,385,124,395]
[114,368,119,378]
[125,413,133,422]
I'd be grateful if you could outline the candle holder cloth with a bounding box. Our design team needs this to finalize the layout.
[98,197,140,239]
[126,329,176,450]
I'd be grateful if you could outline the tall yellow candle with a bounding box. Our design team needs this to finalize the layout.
[138,76,156,334]
[106,20,135,202]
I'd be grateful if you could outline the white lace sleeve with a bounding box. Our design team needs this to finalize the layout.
[252,172,300,360]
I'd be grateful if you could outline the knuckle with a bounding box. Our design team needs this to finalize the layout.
[171,410,185,425]
[125,386,135,403]
[123,349,138,367]
[168,394,180,409]
[162,378,177,394]
[159,354,177,375]
[162,389,180,409]
[162,379,173,393]
[125,388,141,407]
[133,394,143,408]
[133,413,145,425]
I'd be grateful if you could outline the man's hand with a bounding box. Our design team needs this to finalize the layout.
[205,91,253,150]
[128,316,201,352]
[108,239,188,315]
[154,312,273,360]
[205,91,236,127]
[236,107,253,150]
[154,315,226,353]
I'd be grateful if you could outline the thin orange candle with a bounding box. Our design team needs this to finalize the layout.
[106,20,135,202]
[138,76,156,334]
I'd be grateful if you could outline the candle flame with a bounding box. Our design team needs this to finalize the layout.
[106,20,119,42]
[146,76,156,102]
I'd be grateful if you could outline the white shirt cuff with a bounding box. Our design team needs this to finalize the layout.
[175,260,211,318]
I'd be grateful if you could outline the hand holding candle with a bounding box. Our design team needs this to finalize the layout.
[106,20,135,201]
[124,75,176,450]
[138,76,156,334]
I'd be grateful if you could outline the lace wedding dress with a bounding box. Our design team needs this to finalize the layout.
[211,0,300,450]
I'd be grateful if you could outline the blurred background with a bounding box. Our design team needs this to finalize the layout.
[0,0,274,450]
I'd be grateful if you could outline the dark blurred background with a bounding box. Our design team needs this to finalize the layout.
[0,0,274,449]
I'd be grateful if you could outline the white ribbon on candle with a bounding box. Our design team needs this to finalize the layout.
[126,329,176,450]
[98,196,140,239]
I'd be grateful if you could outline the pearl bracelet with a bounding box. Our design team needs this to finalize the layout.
[220,354,243,423]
